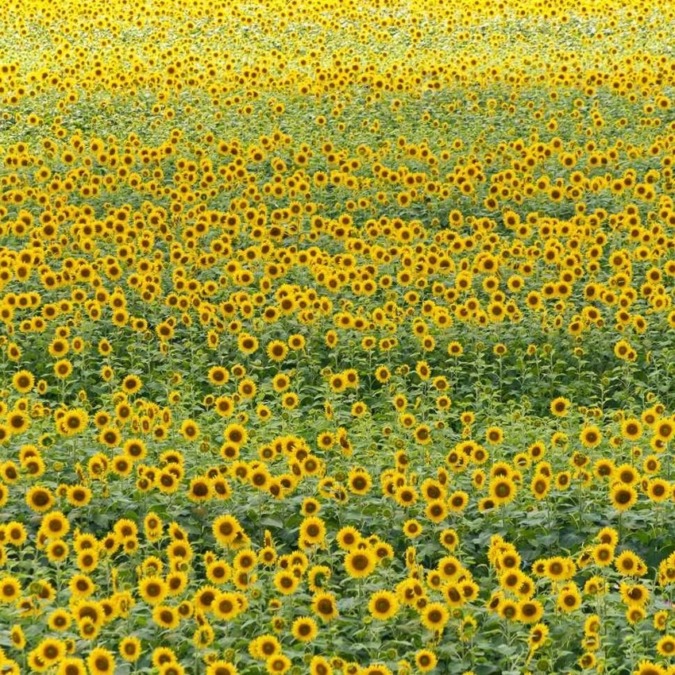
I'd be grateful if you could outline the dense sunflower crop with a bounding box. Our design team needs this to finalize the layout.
[0,0,674,672]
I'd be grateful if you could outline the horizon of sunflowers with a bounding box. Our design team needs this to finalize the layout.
[0,0,674,673]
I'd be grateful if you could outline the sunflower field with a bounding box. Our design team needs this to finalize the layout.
[0,0,673,672]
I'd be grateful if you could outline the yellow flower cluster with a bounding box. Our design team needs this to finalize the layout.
[0,0,673,672]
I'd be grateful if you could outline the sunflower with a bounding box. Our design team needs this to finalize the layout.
[414,650,437,673]
[153,604,180,629]
[288,334,306,350]
[121,374,142,395]
[87,647,115,675]
[12,370,34,393]
[207,662,239,675]
[271,373,291,393]
[653,610,669,631]
[348,469,372,495]
[647,478,670,503]
[41,511,70,540]
[222,425,247,449]
[543,557,567,582]
[615,464,639,485]
[610,484,638,512]
[344,549,376,579]
[237,333,259,355]
[447,341,463,357]
[59,408,89,436]
[413,424,432,445]
[299,517,326,547]
[656,636,675,657]
[335,525,361,551]
[656,419,674,442]
[9,624,25,650]
[66,485,93,508]
[311,591,339,622]
[633,662,666,675]
[152,647,178,669]
[26,486,55,513]
[265,654,291,674]
[329,373,347,394]
[437,530,458,553]
[368,590,399,620]
[214,395,235,418]
[308,656,332,675]
[47,608,72,632]
[485,426,504,445]
[179,419,201,442]
[266,340,288,363]
[291,616,318,642]
[250,465,270,490]
[447,489,469,512]
[281,392,299,409]
[615,551,647,577]
[619,583,649,607]
[99,426,121,448]
[580,425,602,448]
[394,485,418,508]
[138,577,168,606]
[271,569,299,595]
[57,658,87,675]
[119,637,141,663]
[114,518,139,541]
[123,438,147,461]
[517,599,544,623]
[54,358,74,379]
[621,418,643,441]
[46,539,69,563]
[35,637,65,666]
[490,476,516,505]
[208,366,230,386]
[70,573,96,598]
[550,396,571,417]
[156,470,179,495]
[212,592,242,620]
[424,499,448,523]
[193,586,219,615]
[402,519,423,539]
[420,602,449,632]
